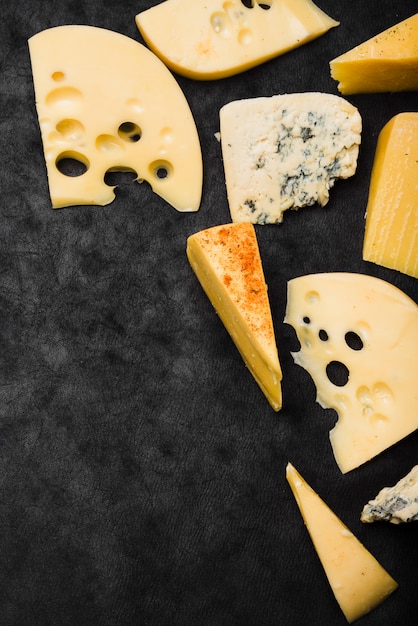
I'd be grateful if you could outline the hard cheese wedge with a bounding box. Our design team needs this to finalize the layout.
[187,223,282,410]
[136,0,338,80]
[219,93,361,224]
[330,13,418,94]
[286,463,398,623]
[28,25,202,211]
[284,273,418,473]
[363,112,418,278]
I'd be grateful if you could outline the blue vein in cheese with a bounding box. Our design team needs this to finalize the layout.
[361,466,418,524]
[219,93,362,224]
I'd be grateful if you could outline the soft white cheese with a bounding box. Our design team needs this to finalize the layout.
[220,92,361,224]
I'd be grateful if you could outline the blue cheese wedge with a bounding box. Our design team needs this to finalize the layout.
[219,92,362,224]
[361,466,418,524]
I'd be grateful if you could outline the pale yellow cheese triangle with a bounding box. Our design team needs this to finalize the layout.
[29,25,202,211]
[136,0,338,79]
[330,13,418,94]
[286,463,398,623]
[187,223,282,410]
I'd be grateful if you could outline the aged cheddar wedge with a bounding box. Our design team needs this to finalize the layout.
[284,273,418,473]
[136,0,338,80]
[187,223,282,410]
[363,113,418,278]
[28,25,202,211]
[361,465,418,524]
[330,13,418,94]
[219,93,361,224]
[286,463,398,623]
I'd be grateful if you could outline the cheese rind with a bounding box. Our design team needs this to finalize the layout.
[284,273,418,473]
[136,0,338,80]
[363,112,418,278]
[28,25,202,211]
[286,463,398,623]
[187,223,282,411]
[219,93,361,224]
[330,13,418,94]
[361,466,418,524]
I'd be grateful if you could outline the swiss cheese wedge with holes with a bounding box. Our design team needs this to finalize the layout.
[136,0,338,80]
[28,25,202,211]
[286,463,398,622]
[187,223,282,411]
[284,273,418,473]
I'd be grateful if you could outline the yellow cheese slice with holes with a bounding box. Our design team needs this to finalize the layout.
[286,463,398,623]
[187,223,282,410]
[363,112,418,278]
[284,273,418,473]
[330,13,418,94]
[136,0,339,80]
[28,25,202,211]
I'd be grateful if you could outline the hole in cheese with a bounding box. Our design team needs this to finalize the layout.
[326,360,349,387]
[117,122,142,143]
[104,168,138,187]
[45,86,83,107]
[238,28,253,46]
[211,11,232,37]
[345,331,363,351]
[150,160,172,180]
[56,152,89,177]
[56,118,85,140]
[51,71,65,82]
[96,134,124,153]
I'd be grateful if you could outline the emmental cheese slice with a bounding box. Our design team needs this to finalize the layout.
[136,0,339,80]
[363,113,418,278]
[284,273,418,473]
[219,93,361,224]
[28,25,202,211]
[187,223,282,410]
[330,13,418,94]
[286,463,398,623]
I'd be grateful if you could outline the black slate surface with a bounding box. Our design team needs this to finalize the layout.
[1,1,418,624]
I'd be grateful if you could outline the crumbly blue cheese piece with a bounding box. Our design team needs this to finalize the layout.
[219,92,362,224]
[361,466,418,524]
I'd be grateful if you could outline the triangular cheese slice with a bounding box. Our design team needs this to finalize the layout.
[330,13,418,94]
[286,463,398,623]
[136,0,338,80]
[187,223,282,410]
[284,273,418,473]
[28,25,202,211]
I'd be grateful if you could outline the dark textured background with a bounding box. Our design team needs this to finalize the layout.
[1,1,418,624]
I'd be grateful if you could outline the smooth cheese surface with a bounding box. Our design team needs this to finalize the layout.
[136,0,338,80]
[219,93,361,224]
[363,112,418,278]
[330,13,418,94]
[284,273,418,473]
[187,223,282,411]
[28,25,202,211]
[286,463,398,623]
